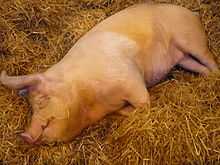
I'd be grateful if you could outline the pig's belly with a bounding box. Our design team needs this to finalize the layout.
[144,62,173,87]
[143,43,181,87]
[146,70,170,87]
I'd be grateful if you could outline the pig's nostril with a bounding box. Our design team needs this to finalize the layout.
[20,133,36,144]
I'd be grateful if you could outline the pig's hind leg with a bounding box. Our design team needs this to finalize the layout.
[178,55,210,75]
[174,21,218,73]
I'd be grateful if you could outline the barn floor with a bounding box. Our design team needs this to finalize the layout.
[0,0,220,164]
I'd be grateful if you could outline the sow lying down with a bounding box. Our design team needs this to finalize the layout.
[0,4,218,144]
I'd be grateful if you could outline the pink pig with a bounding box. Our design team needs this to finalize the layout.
[0,4,218,144]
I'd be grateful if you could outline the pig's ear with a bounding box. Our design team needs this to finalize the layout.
[0,70,43,90]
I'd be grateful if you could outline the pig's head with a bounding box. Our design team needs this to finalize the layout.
[0,71,87,144]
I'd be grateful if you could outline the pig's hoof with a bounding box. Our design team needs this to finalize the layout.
[116,106,135,116]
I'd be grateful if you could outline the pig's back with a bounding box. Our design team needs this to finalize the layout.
[85,4,201,85]
[89,3,200,44]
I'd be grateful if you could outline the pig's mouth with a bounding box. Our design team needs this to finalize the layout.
[20,118,51,145]
[20,132,42,145]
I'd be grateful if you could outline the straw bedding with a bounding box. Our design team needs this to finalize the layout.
[0,0,220,164]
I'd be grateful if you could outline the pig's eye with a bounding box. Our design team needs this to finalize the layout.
[18,88,29,97]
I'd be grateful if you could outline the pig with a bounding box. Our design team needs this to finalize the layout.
[0,3,218,144]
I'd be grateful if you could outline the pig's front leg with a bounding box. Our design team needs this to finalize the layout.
[117,106,135,116]
[116,82,150,116]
